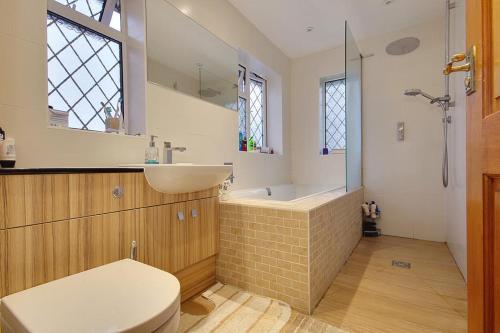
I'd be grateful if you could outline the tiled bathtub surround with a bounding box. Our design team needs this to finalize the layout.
[217,188,363,314]
[309,188,364,309]
[217,205,310,312]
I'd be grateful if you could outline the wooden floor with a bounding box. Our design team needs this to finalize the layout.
[312,236,467,333]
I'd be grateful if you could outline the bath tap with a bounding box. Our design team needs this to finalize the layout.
[266,187,272,196]
[163,141,186,164]
[224,162,235,183]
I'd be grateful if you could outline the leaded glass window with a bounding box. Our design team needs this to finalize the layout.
[53,0,121,31]
[47,13,123,131]
[238,97,247,139]
[249,79,264,148]
[324,78,346,150]
[54,0,106,20]
[238,65,267,150]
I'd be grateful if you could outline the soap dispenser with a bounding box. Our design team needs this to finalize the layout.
[145,135,159,164]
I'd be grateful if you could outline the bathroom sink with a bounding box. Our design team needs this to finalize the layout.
[122,164,232,194]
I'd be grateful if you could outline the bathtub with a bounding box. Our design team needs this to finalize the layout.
[217,184,364,314]
[222,184,345,203]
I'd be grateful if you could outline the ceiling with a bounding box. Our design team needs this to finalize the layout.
[227,0,445,58]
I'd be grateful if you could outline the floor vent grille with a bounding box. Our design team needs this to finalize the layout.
[392,260,411,269]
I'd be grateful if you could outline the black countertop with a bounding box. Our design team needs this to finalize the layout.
[0,167,144,175]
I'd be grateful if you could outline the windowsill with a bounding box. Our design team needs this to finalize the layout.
[238,151,283,157]
[47,125,146,139]
[320,149,345,156]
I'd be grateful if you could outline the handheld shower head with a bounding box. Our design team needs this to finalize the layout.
[404,88,437,101]
[404,88,423,96]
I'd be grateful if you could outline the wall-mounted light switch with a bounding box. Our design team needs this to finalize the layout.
[397,122,405,141]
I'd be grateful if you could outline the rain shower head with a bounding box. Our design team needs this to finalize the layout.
[404,89,437,101]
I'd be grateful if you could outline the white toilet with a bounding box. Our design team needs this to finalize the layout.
[0,259,181,333]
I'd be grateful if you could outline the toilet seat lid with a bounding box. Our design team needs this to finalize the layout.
[0,259,180,333]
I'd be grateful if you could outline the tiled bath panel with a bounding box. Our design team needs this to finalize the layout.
[309,188,364,309]
[216,188,364,314]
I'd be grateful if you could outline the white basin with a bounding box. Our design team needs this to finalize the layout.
[123,164,233,194]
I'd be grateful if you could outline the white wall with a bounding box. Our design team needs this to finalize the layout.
[290,19,448,242]
[361,19,447,242]
[0,0,291,190]
[147,59,199,96]
[147,83,290,189]
[167,0,292,156]
[290,46,346,187]
[446,0,467,277]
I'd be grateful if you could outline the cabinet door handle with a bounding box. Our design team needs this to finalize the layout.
[177,211,185,221]
[112,186,124,199]
[191,209,198,218]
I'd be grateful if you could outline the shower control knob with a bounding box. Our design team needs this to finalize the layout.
[397,122,405,141]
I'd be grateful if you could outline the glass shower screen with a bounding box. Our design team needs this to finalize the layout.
[345,22,362,191]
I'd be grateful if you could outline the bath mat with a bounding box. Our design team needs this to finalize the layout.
[179,283,348,333]
[280,312,349,333]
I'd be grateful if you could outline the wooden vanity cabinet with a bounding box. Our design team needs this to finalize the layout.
[0,171,219,304]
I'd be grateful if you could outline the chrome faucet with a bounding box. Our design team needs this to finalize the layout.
[224,162,235,183]
[163,141,186,164]
[266,187,272,196]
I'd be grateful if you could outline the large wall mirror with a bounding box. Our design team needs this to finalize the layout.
[146,0,239,111]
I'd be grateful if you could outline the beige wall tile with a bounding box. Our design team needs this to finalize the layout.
[309,188,364,310]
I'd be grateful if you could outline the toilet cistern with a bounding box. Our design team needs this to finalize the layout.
[163,141,186,164]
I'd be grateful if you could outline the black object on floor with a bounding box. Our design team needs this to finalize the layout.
[362,213,381,237]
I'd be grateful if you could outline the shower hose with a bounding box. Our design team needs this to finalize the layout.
[442,110,449,188]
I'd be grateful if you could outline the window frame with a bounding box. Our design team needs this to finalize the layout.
[237,65,247,139]
[238,64,268,149]
[46,0,129,132]
[320,74,346,154]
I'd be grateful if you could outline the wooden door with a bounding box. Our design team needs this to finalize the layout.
[466,0,500,331]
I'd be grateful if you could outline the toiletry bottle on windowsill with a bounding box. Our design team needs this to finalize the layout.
[145,135,159,164]
[242,136,247,151]
[248,137,254,152]
[0,129,16,168]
